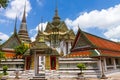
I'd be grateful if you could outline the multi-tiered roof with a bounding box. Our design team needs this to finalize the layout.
[35,7,75,47]
[18,5,31,43]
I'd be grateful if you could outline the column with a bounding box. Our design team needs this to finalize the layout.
[34,52,37,76]
[98,58,102,72]
[113,58,117,70]
[103,58,107,71]
[100,57,107,79]
[24,57,26,70]
[37,56,39,74]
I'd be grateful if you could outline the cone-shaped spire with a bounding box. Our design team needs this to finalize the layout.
[18,1,31,43]
[22,1,26,23]
[14,16,17,34]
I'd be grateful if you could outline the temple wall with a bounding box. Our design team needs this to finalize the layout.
[45,56,50,70]
[30,54,34,70]
[0,59,24,71]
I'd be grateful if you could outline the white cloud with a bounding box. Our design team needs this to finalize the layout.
[65,4,120,42]
[0,32,9,41]
[36,0,43,6]
[104,25,120,41]
[30,22,47,41]
[5,0,31,20]
[0,19,6,23]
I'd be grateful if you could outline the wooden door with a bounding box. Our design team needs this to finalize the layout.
[50,56,56,70]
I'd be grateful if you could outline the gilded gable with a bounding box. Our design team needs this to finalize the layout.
[58,22,69,32]
[74,33,92,49]
[1,34,21,49]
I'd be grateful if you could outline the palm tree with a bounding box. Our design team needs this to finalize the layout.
[0,0,9,9]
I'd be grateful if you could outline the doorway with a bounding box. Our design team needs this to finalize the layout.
[50,56,56,70]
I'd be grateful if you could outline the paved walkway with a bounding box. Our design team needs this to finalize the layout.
[4,72,120,80]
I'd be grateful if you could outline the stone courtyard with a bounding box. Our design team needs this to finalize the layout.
[1,71,120,80]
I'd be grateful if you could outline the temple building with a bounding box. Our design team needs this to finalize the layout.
[58,27,120,78]
[0,5,75,74]
[23,7,75,77]
[1,3,120,79]
[0,6,31,71]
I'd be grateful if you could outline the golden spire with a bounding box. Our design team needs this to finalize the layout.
[52,0,60,23]
[38,25,40,33]
[41,17,43,32]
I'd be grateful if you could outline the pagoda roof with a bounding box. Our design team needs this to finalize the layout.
[25,42,59,56]
[0,32,21,49]
[31,42,49,49]
[44,21,69,33]
[70,28,120,57]
[84,32,120,51]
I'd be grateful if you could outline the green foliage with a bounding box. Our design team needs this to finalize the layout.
[0,51,6,62]
[14,43,28,57]
[77,63,86,74]
[0,0,9,9]
[2,65,8,75]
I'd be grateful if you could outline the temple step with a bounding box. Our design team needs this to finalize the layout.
[29,79,47,80]
[30,76,47,80]
[30,73,47,80]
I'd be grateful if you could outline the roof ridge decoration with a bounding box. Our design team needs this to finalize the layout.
[71,26,96,51]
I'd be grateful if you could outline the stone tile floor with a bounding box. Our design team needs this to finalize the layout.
[3,72,120,80]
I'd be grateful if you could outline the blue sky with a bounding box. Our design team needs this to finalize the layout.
[1,0,120,42]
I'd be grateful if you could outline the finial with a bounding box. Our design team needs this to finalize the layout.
[53,0,60,21]
[78,24,80,30]
[55,0,58,16]
[38,25,40,32]
[22,0,26,23]
[14,15,17,34]
[41,17,43,32]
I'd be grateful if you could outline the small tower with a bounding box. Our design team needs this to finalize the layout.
[18,3,31,43]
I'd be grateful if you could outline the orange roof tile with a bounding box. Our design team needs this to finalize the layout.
[68,50,92,58]
[100,50,120,57]
[85,33,120,51]
[5,53,15,58]
[68,49,120,57]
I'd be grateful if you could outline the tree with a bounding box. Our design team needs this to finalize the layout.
[0,0,9,9]
[14,43,28,58]
[2,65,8,75]
[0,51,6,63]
[77,63,86,74]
